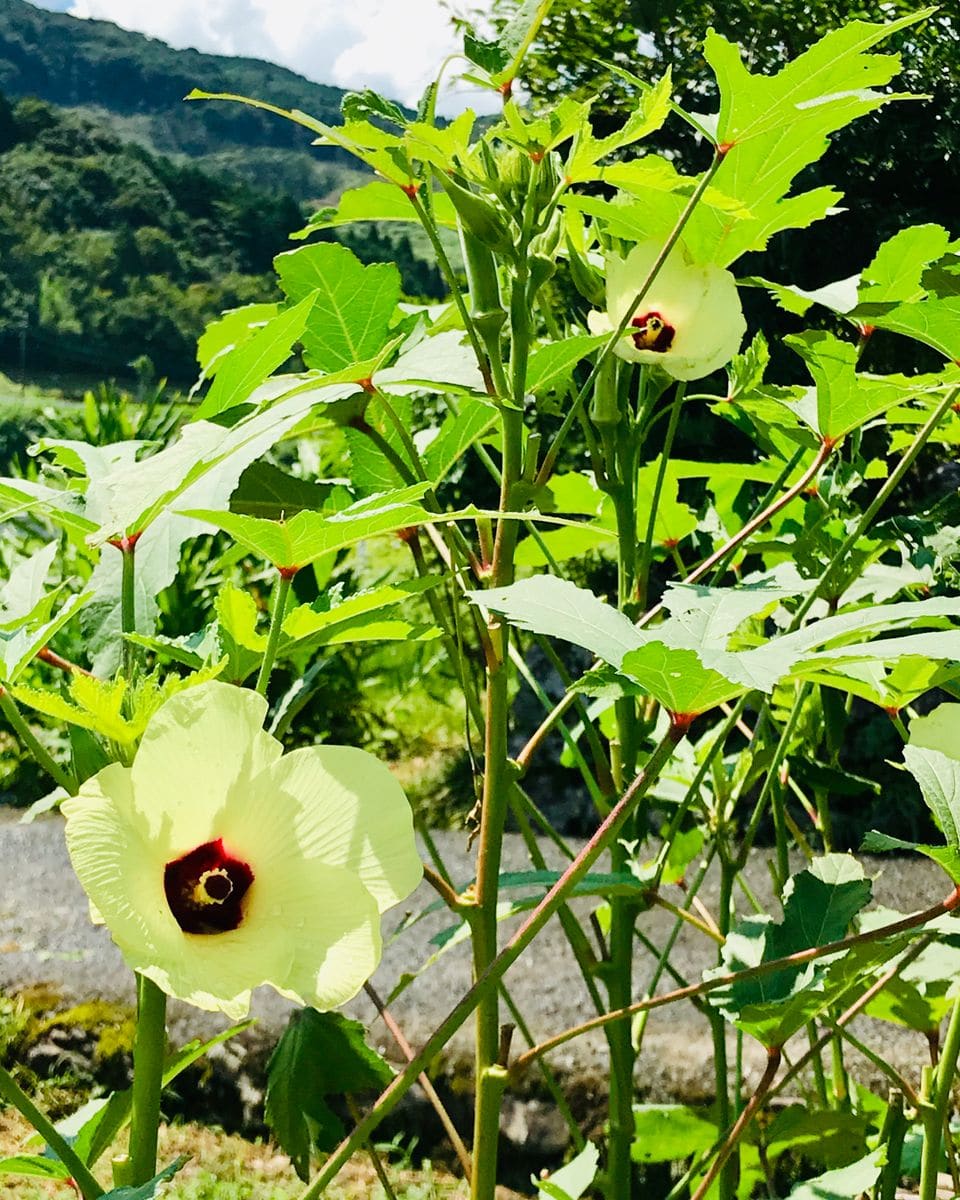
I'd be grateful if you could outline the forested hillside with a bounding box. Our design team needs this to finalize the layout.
[0,94,443,381]
[0,0,379,199]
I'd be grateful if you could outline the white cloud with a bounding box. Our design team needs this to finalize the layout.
[64,0,499,114]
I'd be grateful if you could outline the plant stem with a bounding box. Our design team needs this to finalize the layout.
[119,539,139,685]
[0,687,76,794]
[0,1064,104,1199]
[637,383,685,610]
[791,386,959,627]
[363,983,473,1179]
[300,726,684,1200]
[921,990,960,1200]
[511,891,960,1074]
[128,973,167,1186]
[471,1066,509,1200]
[255,571,293,696]
[877,1089,907,1200]
[407,189,492,391]
[690,1047,781,1200]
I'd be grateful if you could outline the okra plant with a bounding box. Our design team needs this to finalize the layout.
[3,5,960,1200]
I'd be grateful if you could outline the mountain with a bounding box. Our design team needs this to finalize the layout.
[0,0,383,201]
[0,1,447,381]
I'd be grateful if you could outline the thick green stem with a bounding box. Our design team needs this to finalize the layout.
[470,660,511,1171]
[470,377,526,1199]
[300,727,684,1200]
[471,1067,509,1200]
[604,425,642,1200]
[877,1090,907,1200]
[920,991,960,1200]
[0,687,76,794]
[255,571,294,696]
[128,973,167,1186]
[0,1063,104,1199]
[119,539,139,684]
[637,383,685,610]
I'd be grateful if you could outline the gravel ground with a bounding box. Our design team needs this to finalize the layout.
[0,807,954,1104]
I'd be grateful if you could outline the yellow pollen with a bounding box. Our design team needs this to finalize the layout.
[193,868,233,906]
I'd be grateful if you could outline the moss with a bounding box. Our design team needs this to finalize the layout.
[32,997,137,1070]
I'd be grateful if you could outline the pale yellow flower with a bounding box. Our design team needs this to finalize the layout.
[588,242,746,380]
[62,682,422,1019]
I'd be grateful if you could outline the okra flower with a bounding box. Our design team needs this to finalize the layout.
[588,242,746,380]
[62,682,422,1019]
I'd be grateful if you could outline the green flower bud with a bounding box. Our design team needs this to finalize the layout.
[437,172,515,255]
[565,235,605,306]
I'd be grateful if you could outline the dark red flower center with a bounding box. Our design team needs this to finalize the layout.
[631,311,675,353]
[164,839,253,935]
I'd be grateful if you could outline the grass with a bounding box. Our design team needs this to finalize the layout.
[0,1110,478,1199]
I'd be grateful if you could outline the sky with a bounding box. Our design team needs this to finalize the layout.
[31,0,499,114]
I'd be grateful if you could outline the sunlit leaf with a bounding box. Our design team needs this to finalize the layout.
[275,243,401,373]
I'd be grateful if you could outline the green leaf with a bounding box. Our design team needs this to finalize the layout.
[0,1155,70,1180]
[747,274,860,319]
[630,1105,716,1163]
[340,89,407,127]
[706,856,874,1044]
[462,0,542,79]
[0,591,89,685]
[422,399,498,484]
[761,1106,870,1169]
[619,642,747,714]
[785,331,917,441]
[536,1141,600,1200]
[0,542,59,629]
[701,14,928,264]
[526,335,607,396]
[861,296,960,361]
[798,657,960,711]
[566,73,672,182]
[910,703,960,762]
[295,181,457,236]
[471,576,641,667]
[196,302,279,376]
[859,224,952,305]
[183,484,434,571]
[275,243,401,373]
[904,744,960,845]
[265,1009,393,1180]
[281,579,440,654]
[788,1148,885,1200]
[214,584,267,683]
[727,332,770,399]
[229,461,334,520]
[374,330,484,397]
[195,293,318,420]
[860,829,960,882]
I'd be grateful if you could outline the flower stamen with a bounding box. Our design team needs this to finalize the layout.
[630,311,675,353]
[164,838,253,935]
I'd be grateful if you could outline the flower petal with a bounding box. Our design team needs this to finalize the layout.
[234,745,423,914]
[63,764,177,968]
[129,682,280,850]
